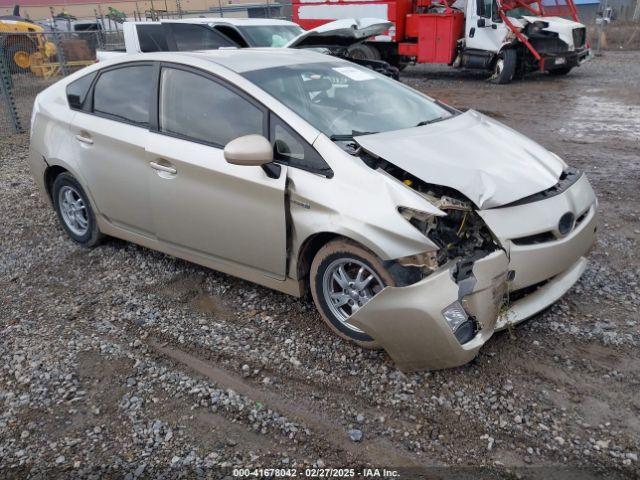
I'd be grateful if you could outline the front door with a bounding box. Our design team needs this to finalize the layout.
[146,66,288,279]
[465,0,509,52]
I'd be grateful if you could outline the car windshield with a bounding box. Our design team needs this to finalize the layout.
[243,62,454,138]
[236,25,305,47]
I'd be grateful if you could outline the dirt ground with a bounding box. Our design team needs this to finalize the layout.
[1,51,639,479]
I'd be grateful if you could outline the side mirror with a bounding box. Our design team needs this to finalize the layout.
[224,134,273,166]
[477,18,487,28]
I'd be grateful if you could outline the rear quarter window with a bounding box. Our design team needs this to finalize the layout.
[66,71,97,110]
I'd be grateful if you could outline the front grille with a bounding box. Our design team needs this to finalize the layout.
[573,27,586,49]
[512,231,555,246]
[530,37,569,54]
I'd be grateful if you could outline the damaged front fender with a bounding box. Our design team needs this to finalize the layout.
[346,250,509,371]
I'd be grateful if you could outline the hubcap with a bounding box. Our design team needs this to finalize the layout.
[322,258,384,332]
[58,186,89,236]
[13,51,31,69]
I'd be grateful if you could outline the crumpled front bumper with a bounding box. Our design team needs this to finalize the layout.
[541,47,591,71]
[347,251,509,372]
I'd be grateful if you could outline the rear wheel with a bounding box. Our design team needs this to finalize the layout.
[549,66,573,76]
[310,239,395,348]
[489,49,517,84]
[348,44,381,61]
[52,173,103,247]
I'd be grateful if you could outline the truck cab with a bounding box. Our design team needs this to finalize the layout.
[293,0,591,83]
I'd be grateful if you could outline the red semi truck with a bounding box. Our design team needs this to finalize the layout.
[293,0,591,83]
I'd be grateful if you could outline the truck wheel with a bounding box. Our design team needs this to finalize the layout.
[549,67,573,76]
[310,239,395,349]
[348,44,381,61]
[490,49,517,84]
[5,39,36,74]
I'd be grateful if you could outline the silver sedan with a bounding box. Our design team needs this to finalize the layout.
[28,49,597,370]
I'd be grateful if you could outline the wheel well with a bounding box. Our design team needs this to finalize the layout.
[44,165,68,201]
[296,232,343,298]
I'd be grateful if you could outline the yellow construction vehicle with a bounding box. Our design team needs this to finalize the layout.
[1,6,56,73]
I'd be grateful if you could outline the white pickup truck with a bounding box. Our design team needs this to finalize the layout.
[96,17,398,77]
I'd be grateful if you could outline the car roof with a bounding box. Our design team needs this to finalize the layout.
[131,17,300,27]
[135,48,340,73]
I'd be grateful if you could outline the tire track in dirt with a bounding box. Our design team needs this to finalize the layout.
[148,339,433,468]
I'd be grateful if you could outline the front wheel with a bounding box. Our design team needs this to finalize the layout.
[310,240,395,348]
[489,49,517,84]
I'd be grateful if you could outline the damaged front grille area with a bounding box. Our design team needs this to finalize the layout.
[379,161,501,268]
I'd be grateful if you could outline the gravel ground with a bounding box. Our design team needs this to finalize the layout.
[1,51,639,479]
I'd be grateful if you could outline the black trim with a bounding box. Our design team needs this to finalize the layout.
[269,112,333,178]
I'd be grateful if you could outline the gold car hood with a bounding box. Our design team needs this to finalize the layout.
[354,110,564,209]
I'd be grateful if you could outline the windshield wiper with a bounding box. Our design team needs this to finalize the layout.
[329,130,378,141]
[415,116,447,127]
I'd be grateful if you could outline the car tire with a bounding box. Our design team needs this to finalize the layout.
[489,49,517,84]
[310,239,395,349]
[52,172,103,247]
[549,66,573,76]
[348,44,381,61]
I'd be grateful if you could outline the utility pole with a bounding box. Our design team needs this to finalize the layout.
[633,0,640,21]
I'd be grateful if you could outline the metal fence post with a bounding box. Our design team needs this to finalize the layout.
[0,49,24,134]
[49,7,69,76]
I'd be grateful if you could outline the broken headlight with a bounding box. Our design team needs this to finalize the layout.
[398,203,499,268]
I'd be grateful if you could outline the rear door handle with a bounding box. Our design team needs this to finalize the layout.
[149,161,177,175]
[75,134,93,145]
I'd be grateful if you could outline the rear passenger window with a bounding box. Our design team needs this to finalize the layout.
[137,24,169,52]
[93,65,153,126]
[66,71,97,110]
[159,68,264,147]
[170,24,237,50]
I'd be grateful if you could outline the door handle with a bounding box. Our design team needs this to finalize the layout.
[149,161,177,175]
[75,134,93,145]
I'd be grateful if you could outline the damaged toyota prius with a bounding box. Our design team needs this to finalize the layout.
[28,49,597,371]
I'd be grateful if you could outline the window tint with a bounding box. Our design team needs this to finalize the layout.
[159,68,264,146]
[66,71,97,109]
[93,65,153,126]
[170,24,236,50]
[270,114,331,175]
[138,24,169,52]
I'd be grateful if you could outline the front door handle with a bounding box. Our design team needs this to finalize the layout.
[75,134,93,145]
[149,161,177,175]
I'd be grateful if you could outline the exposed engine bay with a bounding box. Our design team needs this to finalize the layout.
[355,147,502,275]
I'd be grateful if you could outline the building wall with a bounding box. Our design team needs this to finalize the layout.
[0,0,261,21]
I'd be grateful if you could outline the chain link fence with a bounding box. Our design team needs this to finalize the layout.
[1,29,124,135]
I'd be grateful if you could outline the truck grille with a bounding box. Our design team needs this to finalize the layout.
[530,37,569,54]
[573,27,586,49]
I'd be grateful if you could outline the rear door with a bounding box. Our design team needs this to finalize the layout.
[69,62,155,236]
[146,65,288,278]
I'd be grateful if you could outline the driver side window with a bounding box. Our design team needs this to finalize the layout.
[477,0,494,18]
